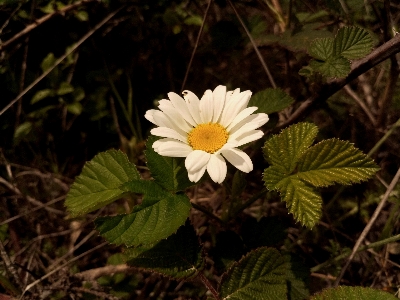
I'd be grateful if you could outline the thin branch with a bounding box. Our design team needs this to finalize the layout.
[343,85,376,126]
[277,33,400,130]
[197,271,220,300]
[333,166,400,286]
[191,202,226,226]
[181,0,213,92]
[228,0,277,89]
[0,0,98,51]
[0,240,23,294]
[311,233,400,273]
[74,264,131,281]
[21,242,108,297]
[0,5,124,116]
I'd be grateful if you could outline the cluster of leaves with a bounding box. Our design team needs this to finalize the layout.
[65,112,382,299]
[300,27,373,78]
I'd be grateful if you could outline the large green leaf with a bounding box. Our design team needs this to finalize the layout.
[145,136,193,192]
[65,150,140,217]
[248,88,295,114]
[125,222,204,280]
[263,122,318,170]
[274,177,322,228]
[333,27,373,59]
[297,139,379,187]
[311,286,398,300]
[284,255,310,300]
[310,56,350,78]
[219,247,288,300]
[308,38,334,60]
[262,122,378,228]
[94,180,191,246]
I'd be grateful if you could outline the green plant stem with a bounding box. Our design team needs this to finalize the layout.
[311,233,400,273]
[197,271,220,300]
[106,70,140,140]
[191,202,226,226]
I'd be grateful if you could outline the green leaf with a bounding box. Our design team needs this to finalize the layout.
[74,10,89,21]
[95,180,191,246]
[310,286,398,300]
[297,139,379,187]
[40,52,56,72]
[125,221,204,280]
[145,136,193,192]
[66,102,83,115]
[274,177,322,228]
[65,150,140,217]
[57,82,74,95]
[308,38,334,60]
[333,27,373,59]
[219,247,288,300]
[31,89,55,104]
[263,122,318,170]
[284,255,310,300]
[249,88,295,114]
[311,56,350,78]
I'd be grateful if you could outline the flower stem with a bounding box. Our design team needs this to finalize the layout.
[198,271,220,300]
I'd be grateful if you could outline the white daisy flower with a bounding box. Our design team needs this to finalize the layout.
[145,85,269,183]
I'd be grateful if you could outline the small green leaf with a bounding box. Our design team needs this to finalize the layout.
[297,139,379,187]
[57,82,74,95]
[125,221,204,280]
[41,52,56,72]
[219,247,288,300]
[66,102,83,115]
[308,38,334,60]
[310,286,398,300]
[74,10,88,21]
[31,89,55,104]
[311,56,351,78]
[249,88,295,114]
[145,136,193,192]
[95,180,191,246]
[65,150,140,217]
[333,27,373,59]
[263,122,318,170]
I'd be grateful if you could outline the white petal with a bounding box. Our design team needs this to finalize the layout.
[188,165,207,182]
[182,90,202,124]
[168,92,197,126]
[207,154,227,183]
[229,113,269,139]
[225,88,240,105]
[214,140,238,155]
[200,89,213,123]
[152,110,174,128]
[153,138,192,157]
[220,90,252,127]
[212,85,226,123]
[151,127,187,143]
[158,100,193,133]
[233,129,264,146]
[221,148,253,173]
[144,109,160,126]
[226,107,258,131]
[185,150,211,172]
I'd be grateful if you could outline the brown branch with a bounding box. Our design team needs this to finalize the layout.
[74,264,131,281]
[0,0,98,51]
[277,33,400,130]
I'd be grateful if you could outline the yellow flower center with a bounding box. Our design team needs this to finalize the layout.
[188,123,229,153]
